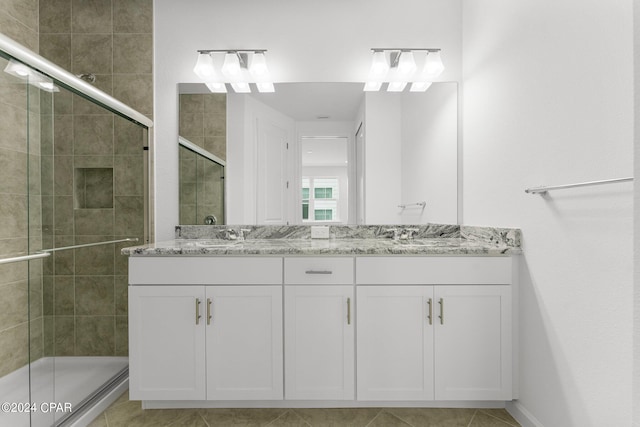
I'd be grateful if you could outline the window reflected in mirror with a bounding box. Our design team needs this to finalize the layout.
[301,137,348,223]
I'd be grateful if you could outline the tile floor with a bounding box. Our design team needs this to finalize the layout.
[87,392,521,427]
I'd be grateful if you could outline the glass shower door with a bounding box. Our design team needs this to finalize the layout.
[0,51,148,426]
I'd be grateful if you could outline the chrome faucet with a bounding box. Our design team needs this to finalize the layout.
[400,228,419,240]
[238,228,251,241]
[226,228,252,241]
[384,228,400,240]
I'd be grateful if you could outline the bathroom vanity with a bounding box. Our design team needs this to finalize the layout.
[123,225,520,408]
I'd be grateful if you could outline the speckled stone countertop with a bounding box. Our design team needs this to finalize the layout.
[122,224,522,256]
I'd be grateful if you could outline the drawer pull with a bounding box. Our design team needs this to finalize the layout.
[195,298,202,325]
[207,298,212,325]
[305,270,333,275]
[347,297,351,325]
[427,298,432,325]
[438,298,444,325]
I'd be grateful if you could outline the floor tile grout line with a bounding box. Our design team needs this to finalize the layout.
[479,410,520,427]
[385,409,416,427]
[364,409,383,427]
[197,410,211,427]
[466,409,478,427]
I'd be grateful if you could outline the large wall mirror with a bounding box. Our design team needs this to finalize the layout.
[178,82,458,225]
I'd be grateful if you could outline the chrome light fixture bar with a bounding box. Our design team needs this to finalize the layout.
[364,48,444,93]
[193,49,274,93]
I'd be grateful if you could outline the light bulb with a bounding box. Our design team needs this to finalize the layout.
[397,51,416,78]
[222,53,241,78]
[205,82,227,93]
[250,52,269,77]
[363,81,382,92]
[369,51,389,78]
[387,81,407,92]
[193,53,215,79]
[256,82,275,93]
[231,82,251,93]
[423,51,444,78]
[410,82,432,92]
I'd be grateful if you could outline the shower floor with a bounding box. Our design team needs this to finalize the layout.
[0,356,128,427]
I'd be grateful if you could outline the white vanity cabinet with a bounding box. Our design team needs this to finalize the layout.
[129,285,206,400]
[128,253,516,406]
[128,257,283,401]
[356,257,513,401]
[284,258,355,400]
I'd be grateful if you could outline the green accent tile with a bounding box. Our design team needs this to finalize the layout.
[74,239,114,275]
[54,275,74,315]
[115,315,127,356]
[39,0,71,33]
[0,281,28,328]
[75,315,114,356]
[54,315,75,356]
[71,0,112,33]
[75,275,114,315]
[71,34,113,75]
[113,34,153,74]
[113,0,152,33]
[114,196,143,235]
[39,33,71,70]
[73,115,114,156]
[0,323,28,377]
[113,74,153,115]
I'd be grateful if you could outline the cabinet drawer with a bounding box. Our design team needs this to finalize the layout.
[356,257,512,285]
[285,257,354,285]
[129,257,283,285]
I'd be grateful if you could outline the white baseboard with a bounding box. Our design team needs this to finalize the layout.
[506,400,544,427]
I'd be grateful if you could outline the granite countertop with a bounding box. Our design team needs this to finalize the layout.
[122,224,522,256]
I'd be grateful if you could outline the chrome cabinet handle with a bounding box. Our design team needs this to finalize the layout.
[438,298,444,325]
[195,298,202,325]
[207,298,212,325]
[427,298,433,325]
[305,270,333,275]
[347,297,351,325]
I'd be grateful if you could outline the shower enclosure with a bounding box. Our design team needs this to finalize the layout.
[179,136,226,225]
[0,34,151,427]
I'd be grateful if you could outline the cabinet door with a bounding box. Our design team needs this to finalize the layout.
[434,285,512,400]
[356,286,434,400]
[206,286,283,400]
[129,286,206,400]
[285,286,354,400]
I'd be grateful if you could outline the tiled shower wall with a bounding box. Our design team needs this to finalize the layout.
[0,0,42,377]
[179,93,226,225]
[38,0,153,357]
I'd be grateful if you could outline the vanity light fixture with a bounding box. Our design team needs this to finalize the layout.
[363,48,444,93]
[193,49,275,93]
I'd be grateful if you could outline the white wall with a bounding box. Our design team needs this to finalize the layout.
[634,2,640,425]
[463,1,633,426]
[364,92,403,223]
[400,83,457,224]
[154,0,462,239]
